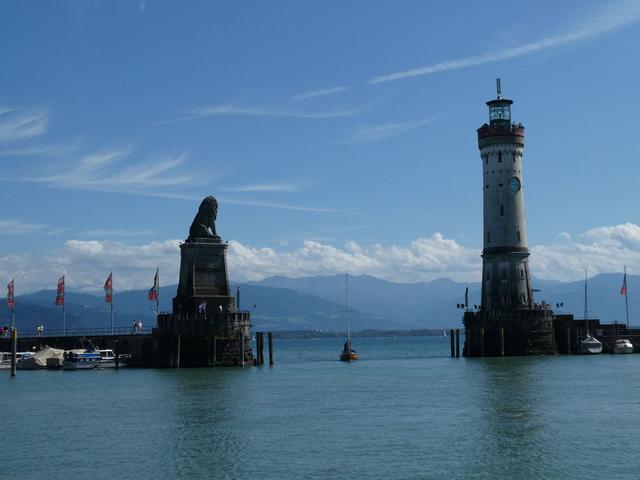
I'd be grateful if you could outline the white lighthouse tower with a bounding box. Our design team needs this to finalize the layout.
[463,80,555,357]
[478,79,533,311]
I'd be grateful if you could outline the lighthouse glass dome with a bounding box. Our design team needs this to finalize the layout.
[487,99,512,125]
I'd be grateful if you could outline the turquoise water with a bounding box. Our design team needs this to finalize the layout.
[3,336,640,479]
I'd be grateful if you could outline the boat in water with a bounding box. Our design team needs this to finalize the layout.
[1,351,35,369]
[63,350,102,369]
[339,273,359,362]
[579,334,602,354]
[18,346,65,369]
[98,349,127,368]
[613,338,634,354]
[579,269,602,354]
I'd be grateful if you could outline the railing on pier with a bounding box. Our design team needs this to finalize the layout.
[10,326,154,339]
[477,123,525,139]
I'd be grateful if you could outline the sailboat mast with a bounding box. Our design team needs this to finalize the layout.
[346,273,351,342]
[584,268,589,335]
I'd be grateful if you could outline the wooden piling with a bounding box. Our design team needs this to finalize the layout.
[500,328,505,356]
[10,328,17,377]
[268,332,274,366]
[115,338,120,369]
[213,334,217,366]
[450,329,455,357]
[240,331,245,367]
[566,328,571,354]
[480,328,485,357]
[258,332,264,365]
[175,334,181,368]
[455,329,460,358]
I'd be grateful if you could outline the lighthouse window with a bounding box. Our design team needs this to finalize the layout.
[517,230,521,241]
[498,152,502,163]
[485,185,489,189]
[485,157,488,165]
[512,153,516,163]
[520,269,524,279]
[487,232,490,243]
[500,205,504,216]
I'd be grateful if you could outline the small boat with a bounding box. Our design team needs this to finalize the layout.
[579,269,602,354]
[339,273,359,362]
[613,338,634,354]
[579,334,602,354]
[98,349,127,368]
[0,351,35,369]
[63,350,101,370]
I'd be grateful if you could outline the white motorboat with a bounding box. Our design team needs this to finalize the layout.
[63,350,101,370]
[98,349,127,368]
[579,334,603,354]
[613,338,634,354]
[1,351,35,369]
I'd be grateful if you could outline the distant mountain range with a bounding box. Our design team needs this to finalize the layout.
[1,273,637,333]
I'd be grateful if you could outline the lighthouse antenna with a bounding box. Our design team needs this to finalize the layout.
[496,78,502,99]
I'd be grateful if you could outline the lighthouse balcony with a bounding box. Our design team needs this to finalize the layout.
[477,123,525,140]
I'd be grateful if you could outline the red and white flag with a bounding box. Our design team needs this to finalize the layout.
[7,278,14,311]
[55,275,65,305]
[104,272,113,303]
[621,269,628,296]
[148,268,159,301]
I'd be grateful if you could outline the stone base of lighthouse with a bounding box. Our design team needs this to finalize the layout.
[463,309,556,356]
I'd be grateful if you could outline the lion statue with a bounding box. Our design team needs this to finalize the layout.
[188,196,219,240]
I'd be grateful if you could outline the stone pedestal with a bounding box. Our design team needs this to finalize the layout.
[173,237,234,316]
[154,234,253,367]
[463,308,556,356]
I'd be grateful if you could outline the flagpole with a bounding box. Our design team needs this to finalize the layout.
[63,303,66,336]
[156,267,160,316]
[625,265,630,328]
[111,301,114,334]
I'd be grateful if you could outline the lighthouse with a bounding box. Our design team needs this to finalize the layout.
[463,80,556,356]
[478,79,532,311]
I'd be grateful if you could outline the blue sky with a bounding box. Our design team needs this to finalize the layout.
[2,0,640,292]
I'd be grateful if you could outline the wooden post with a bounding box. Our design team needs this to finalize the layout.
[500,328,505,356]
[480,328,485,357]
[212,334,217,366]
[176,334,181,368]
[10,328,17,377]
[115,338,120,369]
[268,332,274,366]
[240,330,245,367]
[566,327,571,354]
[455,329,460,358]
[450,329,455,357]
[258,332,264,365]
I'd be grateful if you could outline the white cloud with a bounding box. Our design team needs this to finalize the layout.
[4,223,640,293]
[369,1,640,84]
[290,86,350,101]
[0,219,48,235]
[19,148,205,194]
[221,183,301,193]
[343,116,441,144]
[169,104,359,123]
[0,108,49,143]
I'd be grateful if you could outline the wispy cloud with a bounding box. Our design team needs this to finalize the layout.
[343,116,441,144]
[0,108,49,143]
[0,141,81,158]
[166,104,359,124]
[218,197,353,214]
[221,183,301,193]
[290,86,350,101]
[0,219,48,235]
[18,148,206,194]
[82,229,157,237]
[369,1,640,84]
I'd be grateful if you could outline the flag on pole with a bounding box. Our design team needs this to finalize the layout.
[104,272,113,303]
[621,269,628,296]
[55,275,65,305]
[7,279,14,311]
[148,268,159,301]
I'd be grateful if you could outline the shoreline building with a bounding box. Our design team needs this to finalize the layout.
[463,81,556,356]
